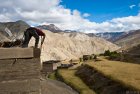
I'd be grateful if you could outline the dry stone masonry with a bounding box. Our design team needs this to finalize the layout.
[0,48,41,94]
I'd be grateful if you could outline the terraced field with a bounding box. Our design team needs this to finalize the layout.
[86,59,140,91]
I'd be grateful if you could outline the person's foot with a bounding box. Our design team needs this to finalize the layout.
[22,45,28,48]
[35,45,38,48]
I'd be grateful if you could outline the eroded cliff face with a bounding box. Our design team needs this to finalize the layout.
[29,30,119,61]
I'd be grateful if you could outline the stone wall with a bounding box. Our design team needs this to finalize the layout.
[42,60,61,73]
[0,48,41,94]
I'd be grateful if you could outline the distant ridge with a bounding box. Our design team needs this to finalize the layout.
[37,24,63,33]
[94,32,125,41]
[114,29,140,50]
[0,20,30,41]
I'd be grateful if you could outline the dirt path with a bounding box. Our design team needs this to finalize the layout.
[41,79,78,94]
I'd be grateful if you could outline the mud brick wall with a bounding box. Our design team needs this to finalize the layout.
[0,48,41,94]
[42,61,61,73]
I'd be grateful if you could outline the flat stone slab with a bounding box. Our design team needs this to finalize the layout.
[0,79,41,93]
[0,78,78,94]
[0,58,41,81]
[41,79,78,94]
[0,48,34,59]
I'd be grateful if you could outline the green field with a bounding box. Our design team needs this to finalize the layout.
[48,72,57,80]
[57,69,96,94]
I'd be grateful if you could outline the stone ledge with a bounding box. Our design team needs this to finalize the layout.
[0,48,41,59]
[0,58,41,81]
[0,79,41,92]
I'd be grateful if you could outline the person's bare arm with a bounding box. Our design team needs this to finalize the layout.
[40,35,45,48]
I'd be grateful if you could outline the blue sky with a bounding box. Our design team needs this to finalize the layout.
[61,0,140,22]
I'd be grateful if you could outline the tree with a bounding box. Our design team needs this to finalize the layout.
[104,50,111,56]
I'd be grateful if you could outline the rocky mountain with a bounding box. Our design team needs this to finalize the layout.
[114,29,140,50]
[37,24,82,33]
[122,44,140,64]
[37,24,125,42]
[0,20,119,61]
[29,30,119,61]
[126,44,140,55]
[0,20,30,41]
[95,32,124,41]
[37,24,63,33]
[86,33,97,37]
[64,30,78,32]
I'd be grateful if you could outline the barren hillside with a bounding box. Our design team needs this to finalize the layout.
[0,21,119,61]
[114,29,140,50]
[29,30,119,61]
[0,20,30,41]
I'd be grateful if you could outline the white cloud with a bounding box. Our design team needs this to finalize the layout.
[83,13,90,17]
[0,0,140,33]
[0,14,11,22]
[129,4,136,9]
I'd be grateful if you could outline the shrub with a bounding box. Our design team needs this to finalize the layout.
[93,55,97,60]
[104,50,111,56]
[79,58,83,62]
[103,50,121,61]
[109,52,121,61]
[83,55,91,61]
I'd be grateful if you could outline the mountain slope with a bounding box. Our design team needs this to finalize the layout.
[37,24,63,33]
[122,44,140,64]
[0,21,119,61]
[114,29,140,50]
[29,30,119,61]
[0,32,10,42]
[94,32,125,41]
[127,44,140,55]
[0,20,30,41]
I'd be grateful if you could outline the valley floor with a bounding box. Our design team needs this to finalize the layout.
[48,57,140,94]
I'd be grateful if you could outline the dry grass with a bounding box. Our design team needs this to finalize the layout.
[48,72,57,80]
[57,69,96,94]
[86,58,140,91]
[61,59,80,64]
